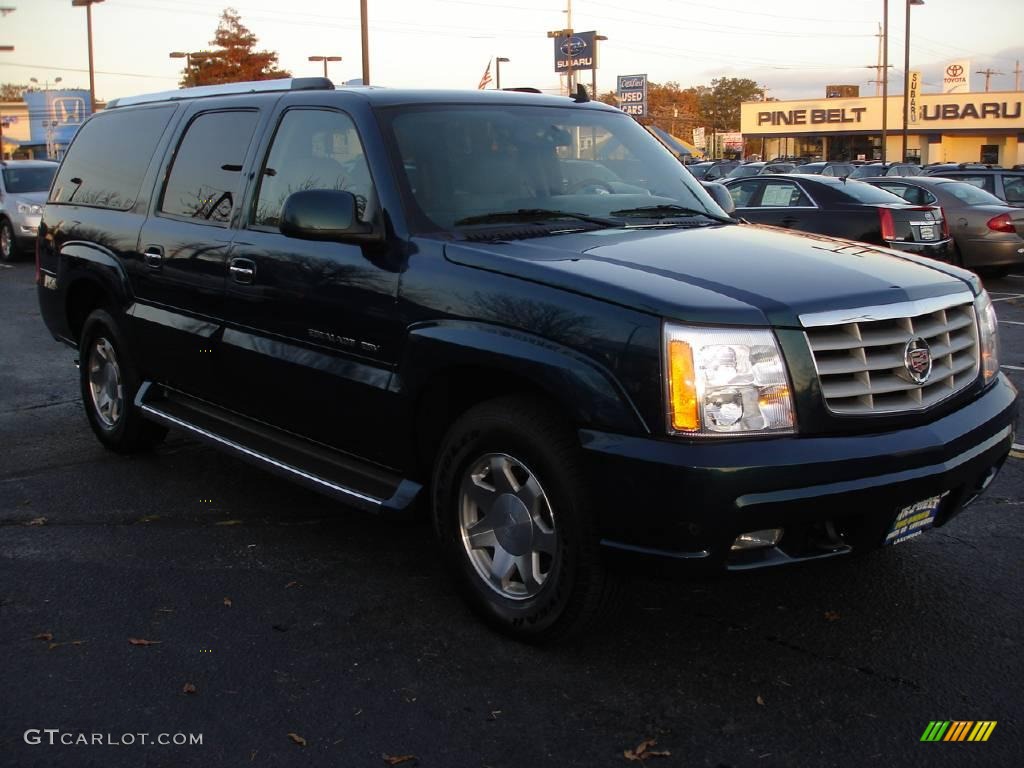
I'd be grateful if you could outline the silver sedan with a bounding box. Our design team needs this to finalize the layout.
[860,175,1024,277]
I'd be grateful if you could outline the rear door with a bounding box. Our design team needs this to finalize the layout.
[733,178,818,230]
[133,104,265,399]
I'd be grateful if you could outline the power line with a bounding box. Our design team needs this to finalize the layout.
[0,60,177,80]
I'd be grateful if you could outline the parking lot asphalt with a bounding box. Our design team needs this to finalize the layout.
[1,259,1021,768]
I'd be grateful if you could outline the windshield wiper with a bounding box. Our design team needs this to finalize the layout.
[454,208,620,227]
[609,204,733,224]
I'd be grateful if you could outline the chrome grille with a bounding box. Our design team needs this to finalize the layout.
[801,293,979,415]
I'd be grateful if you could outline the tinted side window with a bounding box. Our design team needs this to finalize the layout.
[954,174,995,193]
[160,110,259,226]
[50,105,175,209]
[1003,175,1024,204]
[253,109,373,228]
[728,180,762,207]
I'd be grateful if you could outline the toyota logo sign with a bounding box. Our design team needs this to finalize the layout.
[946,64,964,78]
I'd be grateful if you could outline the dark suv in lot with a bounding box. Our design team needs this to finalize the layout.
[37,79,1018,642]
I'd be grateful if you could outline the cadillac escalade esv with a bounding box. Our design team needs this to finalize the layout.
[36,79,1018,642]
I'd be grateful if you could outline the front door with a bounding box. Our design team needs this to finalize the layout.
[220,106,402,463]
[132,107,263,400]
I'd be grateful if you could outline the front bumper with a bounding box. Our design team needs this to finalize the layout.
[582,374,1017,571]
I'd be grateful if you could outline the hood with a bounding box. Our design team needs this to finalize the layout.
[7,191,48,206]
[444,224,975,327]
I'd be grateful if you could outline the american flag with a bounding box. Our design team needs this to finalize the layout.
[477,59,493,90]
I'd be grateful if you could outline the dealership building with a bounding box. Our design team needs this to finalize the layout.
[740,89,1024,165]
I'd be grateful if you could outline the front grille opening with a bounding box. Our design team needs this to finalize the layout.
[805,301,979,415]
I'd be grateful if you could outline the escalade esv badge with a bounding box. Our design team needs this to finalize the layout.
[904,337,933,384]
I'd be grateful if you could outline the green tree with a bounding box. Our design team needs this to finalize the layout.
[179,8,290,87]
[699,77,765,132]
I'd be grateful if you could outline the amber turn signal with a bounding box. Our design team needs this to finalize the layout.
[667,339,699,431]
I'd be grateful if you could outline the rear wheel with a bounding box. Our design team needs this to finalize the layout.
[79,308,167,452]
[432,397,618,643]
[0,218,17,262]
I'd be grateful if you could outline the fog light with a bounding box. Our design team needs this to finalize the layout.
[730,528,784,551]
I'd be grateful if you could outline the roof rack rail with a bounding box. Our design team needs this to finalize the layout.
[106,77,334,109]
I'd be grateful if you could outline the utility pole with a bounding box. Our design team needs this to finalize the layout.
[881,0,889,163]
[872,23,883,95]
[1015,59,1022,91]
[360,0,369,85]
[976,68,1003,92]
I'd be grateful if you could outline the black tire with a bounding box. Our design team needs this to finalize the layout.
[977,266,1011,279]
[79,308,167,453]
[0,218,17,262]
[432,396,618,643]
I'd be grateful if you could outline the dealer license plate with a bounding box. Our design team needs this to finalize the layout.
[885,494,944,545]
[919,225,935,240]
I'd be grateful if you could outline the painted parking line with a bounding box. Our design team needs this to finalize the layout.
[1001,364,1024,372]
[991,294,1024,302]
[1011,444,1024,460]
[1000,319,1024,326]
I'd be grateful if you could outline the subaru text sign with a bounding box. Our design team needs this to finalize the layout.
[617,74,648,118]
[554,31,597,73]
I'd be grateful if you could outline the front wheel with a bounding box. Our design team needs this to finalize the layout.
[79,308,167,453]
[0,218,17,262]
[432,397,618,643]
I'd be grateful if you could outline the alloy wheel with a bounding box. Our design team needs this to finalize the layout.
[458,452,558,600]
[87,336,124,428]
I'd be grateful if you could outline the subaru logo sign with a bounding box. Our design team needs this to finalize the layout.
[560,37,587,57]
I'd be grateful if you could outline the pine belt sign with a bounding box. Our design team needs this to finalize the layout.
[742,93,1024,135]
[617,74,648,118]
[553,31,597,73]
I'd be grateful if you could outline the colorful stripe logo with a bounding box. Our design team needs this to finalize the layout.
[920,721,997,742]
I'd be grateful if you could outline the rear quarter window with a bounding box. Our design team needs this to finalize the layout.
[50,105,176,210]
[837,180,908,204]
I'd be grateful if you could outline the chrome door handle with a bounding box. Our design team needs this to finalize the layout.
[143,247,163,269]
[229,258,256,285]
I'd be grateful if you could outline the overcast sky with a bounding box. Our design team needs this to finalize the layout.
[2,0,1023,102]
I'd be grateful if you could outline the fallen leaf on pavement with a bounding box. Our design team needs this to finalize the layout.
[138,515,160,523]
[215,520,243,526]
[128,638,162,646]
[182,683,197,695]
[824,610,841,621]
[624,739,657,761]
[223,597,233,607]
[383,755,417,766]
[284,581,300,589]
[756,695,766,706]
[33,632,53,642]
[287,733,306,747]
[25,517,47,526]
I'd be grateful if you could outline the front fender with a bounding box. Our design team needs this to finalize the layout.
[398,319,649,434]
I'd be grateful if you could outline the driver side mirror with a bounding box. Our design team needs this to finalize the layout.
[279,189,382,243]
[701,181,736,216]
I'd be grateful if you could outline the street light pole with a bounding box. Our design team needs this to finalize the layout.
[308,55,342,79]
[495,57,509,90]
[72,0,104,114]
[901,0,924,163]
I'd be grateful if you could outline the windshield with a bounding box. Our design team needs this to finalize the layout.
[939,181,1005,206]
[381,104,722,232]
[3,166,56,193]
[848,165,883,178]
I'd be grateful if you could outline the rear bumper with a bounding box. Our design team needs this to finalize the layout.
[958,236,1024,268]
[582,374,1017,571]
[886,237,953,261]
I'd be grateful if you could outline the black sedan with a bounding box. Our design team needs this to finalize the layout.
[725,161,797,179]
[722,174,953,259]
[860,175,1024,276]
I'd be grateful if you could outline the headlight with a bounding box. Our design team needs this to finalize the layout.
[17,202,43,216]
[975,290,999,382]
[664,323,795,436]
